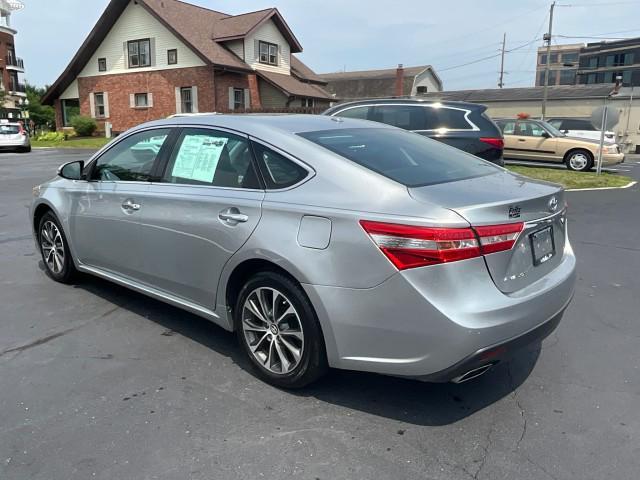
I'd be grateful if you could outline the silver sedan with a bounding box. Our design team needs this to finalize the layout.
[30,115,576,388]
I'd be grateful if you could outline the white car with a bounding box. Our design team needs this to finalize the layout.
[0,121,31,153]
[547,118,616,144]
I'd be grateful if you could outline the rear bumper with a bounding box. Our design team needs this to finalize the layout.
[601,153,624,165]
[0,137,30,149]
[303,239,576,379]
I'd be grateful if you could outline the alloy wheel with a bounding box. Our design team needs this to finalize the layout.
[41,221,65,275]
[241,287,305,375]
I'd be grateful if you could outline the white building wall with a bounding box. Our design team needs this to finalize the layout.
[244,20,290,75]
[412,69,442,94]
[78,0,205,78]
[226,39,244,61]
[60,79,79,99]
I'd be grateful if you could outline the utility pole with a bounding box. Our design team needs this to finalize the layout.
[498,32,506,88]
[541,1,556,120]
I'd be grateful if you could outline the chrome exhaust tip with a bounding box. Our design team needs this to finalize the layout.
[451,364,494,384]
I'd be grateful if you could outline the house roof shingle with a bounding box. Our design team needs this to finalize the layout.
[318,65,433,82]
[42,0,323,104]
[258,71,334,100]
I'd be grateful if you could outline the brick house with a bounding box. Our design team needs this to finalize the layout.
[42,0,334,133]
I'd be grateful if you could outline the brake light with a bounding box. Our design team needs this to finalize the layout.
[360,221,480,270]
[360,220,524,270]
[18,124,26,136]
[474,223,524,255]
[480,137,504,149]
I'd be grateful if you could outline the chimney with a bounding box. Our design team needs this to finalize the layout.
[395,64,404,97]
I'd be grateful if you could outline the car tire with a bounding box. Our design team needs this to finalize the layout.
[22,146,32,153]
[38,211,77,284]
[234,271,328,389]
[565,149,593,172]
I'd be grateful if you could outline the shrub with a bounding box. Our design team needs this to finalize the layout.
[70,115,97,137]
[36,131,65,143]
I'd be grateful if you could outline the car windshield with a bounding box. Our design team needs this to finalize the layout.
[540,121,565,137]
[298,128,498,187]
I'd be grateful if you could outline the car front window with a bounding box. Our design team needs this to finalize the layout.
[540,121,565,137]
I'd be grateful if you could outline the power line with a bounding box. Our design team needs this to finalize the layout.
[437,38,543,73]
[559,1,640,6]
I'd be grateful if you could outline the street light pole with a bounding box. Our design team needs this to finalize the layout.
[541,1,556,120]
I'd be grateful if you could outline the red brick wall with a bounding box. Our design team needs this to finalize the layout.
[213,71,250,112]
[72,66,216,132]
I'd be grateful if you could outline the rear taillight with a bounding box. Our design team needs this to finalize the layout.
[474,223,523,255]
[360,220,523,270]
[480,137,504,149]
[18,124,26,136]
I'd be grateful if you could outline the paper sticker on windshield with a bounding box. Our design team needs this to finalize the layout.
[171,135,229,183]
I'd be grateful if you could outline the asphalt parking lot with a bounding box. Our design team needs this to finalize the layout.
[1,149,639,480]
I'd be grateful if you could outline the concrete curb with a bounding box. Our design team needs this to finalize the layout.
[566,181,638,192]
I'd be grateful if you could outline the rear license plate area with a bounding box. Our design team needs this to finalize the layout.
[530,226,555,266]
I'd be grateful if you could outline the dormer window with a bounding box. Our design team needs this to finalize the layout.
[98,58,107,72]
[259,41,278,66]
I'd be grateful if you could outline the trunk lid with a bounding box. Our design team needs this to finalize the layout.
[409,171,567,293]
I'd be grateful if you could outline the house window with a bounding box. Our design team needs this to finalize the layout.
[128,39,151,68]
[135,93,149,108]
[302,98,315,108]
[95,93,106,118]
[181,87,193,113]
[233,88,245,110]
[62,99,80,127]
[167,49,177,65]
[98,58,107,72]
[416,86,428,94]
[259,41,278,66]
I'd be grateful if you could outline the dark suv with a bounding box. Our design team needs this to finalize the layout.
[323,99,504,165]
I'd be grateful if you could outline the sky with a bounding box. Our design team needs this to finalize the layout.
[13,0,640,91]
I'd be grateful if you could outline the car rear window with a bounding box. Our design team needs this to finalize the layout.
[0,125,20,134]
[298,128,498,187]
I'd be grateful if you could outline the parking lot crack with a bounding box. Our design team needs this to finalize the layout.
[508,364,528,451]
[0,305,121,359]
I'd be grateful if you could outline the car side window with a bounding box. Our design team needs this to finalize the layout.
[424,107,471,130]
[548,120,563,129]
[499,121,516,135]
[91,129,171,181]
[252,142,308,189]
[334,106,371,120]
[162,128,260,189]
[370,105,426,130]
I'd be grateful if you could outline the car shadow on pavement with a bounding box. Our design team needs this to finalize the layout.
[65,269,540,427]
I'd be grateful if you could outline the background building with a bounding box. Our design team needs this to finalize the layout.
[577,38,640,87]
[42,0,332,133]
[0,0,27,119]
[319,65,442,102]
[535,43,582,87]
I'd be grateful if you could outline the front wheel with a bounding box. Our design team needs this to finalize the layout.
[235,271,327,388]
[38,212,77,283]
[565,149,593,172]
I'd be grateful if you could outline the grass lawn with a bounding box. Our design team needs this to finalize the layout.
[506,165,634,190]
[32,137,112,149]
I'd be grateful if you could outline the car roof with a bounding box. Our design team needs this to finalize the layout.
[325,98,485,111]
[132,114,396,137]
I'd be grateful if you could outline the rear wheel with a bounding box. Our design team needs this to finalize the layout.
[38,212,77,283]
[565,149,593,172]
[235,271,327,388]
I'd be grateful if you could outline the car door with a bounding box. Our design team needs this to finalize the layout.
[135,127,265,309]
[68,128,173,281]
[516,121,560,162]
[498,120,521,158]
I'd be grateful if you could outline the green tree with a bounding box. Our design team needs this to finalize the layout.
[26,84,56,130]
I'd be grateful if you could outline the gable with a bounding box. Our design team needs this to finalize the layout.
[78,0,205,78]
[244,19,291,75]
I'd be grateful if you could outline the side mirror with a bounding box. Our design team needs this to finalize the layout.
[58,160,85,180]
[541,131,551,138]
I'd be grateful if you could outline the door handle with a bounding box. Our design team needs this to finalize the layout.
[219,208,248,224]
[518,138,527,142]
[122,200,141,211]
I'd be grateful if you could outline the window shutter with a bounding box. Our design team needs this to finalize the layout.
[175,87,181,113]
[150,38,156,67]
[103,92,110,118]
[228,86,234,110]
[89,93,96,118]
[191,86,199,113]
[129,94,135,108]
[148,92,154,108]
[244,88,250,109]
[254,39,259,61]
[123,41,129,68]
